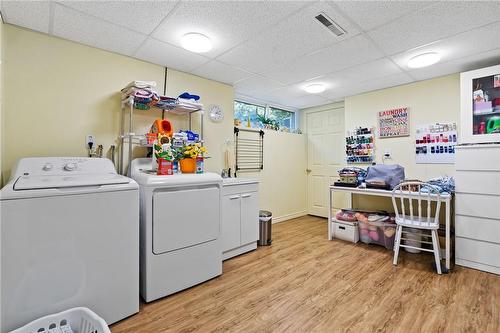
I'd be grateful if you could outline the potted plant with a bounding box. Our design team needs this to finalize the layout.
[256,113,279,130]
[177,143,207,173]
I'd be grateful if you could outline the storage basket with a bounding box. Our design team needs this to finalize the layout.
[10,307,110,333]
[358,220,397,249]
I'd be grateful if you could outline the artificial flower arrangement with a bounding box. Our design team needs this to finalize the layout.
[176,143,207,174]
[154,133,174,175]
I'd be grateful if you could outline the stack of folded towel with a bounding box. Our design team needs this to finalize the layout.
[121,81,160,110]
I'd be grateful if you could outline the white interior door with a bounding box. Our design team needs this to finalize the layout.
[306,108,349,217]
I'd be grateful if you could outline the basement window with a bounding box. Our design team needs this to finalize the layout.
[234,101,296,131]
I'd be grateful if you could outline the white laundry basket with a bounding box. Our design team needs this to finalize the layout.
[10,307,111,333]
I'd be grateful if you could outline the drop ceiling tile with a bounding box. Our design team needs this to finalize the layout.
[61,0,179,35]
[409,48,500,81]
[191,60,253,85]
[218,2,360,74]
[1,0,51,33]
[261,34,385,84]
[324,58,403,87]
[135,38,209,72]
[52,4,147,56]
[334,1,435,31]
[390,20,500,71]
[286,94,331,109]
[235,75,285,97]
[368,1,500,55]
[152,1,310,58]
[321,72,414,99]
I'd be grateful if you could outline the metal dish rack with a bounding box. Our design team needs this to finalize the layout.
[234,127,264,176]
[118,95,204,175]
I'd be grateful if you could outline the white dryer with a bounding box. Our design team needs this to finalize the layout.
[130,158,222,302]
[1,157,139,332]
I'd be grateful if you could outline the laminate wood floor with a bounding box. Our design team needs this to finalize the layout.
[111,215,499,333]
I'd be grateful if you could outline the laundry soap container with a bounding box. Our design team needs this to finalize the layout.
[258,210,272,246]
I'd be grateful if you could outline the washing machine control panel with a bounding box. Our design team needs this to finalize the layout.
[12,157,118,177]
[63,162,78,171]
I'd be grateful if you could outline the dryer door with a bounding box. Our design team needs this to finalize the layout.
[152,185,220,254]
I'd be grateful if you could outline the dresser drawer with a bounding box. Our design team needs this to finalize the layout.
[455,215,500,244]
[455,193,500,220]
[222,183,259,196]
[456,237,500,268]
[455,145,500,171]
[455,171,500,195]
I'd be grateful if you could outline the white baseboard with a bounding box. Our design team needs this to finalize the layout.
[272,211,307,224]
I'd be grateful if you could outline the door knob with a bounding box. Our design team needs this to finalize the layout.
[306,169,312,173]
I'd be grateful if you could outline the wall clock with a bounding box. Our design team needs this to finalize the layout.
[209,104,224,122]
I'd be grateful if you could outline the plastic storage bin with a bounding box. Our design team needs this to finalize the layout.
[358,220,397,249]
[10,307,110,333]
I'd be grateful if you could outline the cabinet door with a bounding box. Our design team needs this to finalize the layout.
[240,191,259,245]
[221,194,241,252]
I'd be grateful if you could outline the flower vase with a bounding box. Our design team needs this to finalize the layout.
[179,158,196,173]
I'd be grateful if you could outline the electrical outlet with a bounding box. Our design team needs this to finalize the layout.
[86,135,95,148]
[383,148,392,159]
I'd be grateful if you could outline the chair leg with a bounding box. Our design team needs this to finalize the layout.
[393,225,402,266]
[431,230,442,275]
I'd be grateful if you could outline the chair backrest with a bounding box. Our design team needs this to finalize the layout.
[391,181,442,223]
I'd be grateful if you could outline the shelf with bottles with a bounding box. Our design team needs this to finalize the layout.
[346,127,375,164]
[472,74,500,136]
[118,81,205,175]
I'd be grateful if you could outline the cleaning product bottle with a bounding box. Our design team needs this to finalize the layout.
[196,154,204,174]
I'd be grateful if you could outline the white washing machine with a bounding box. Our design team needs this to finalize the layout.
[1,157,139,332]
[130,158,222,302]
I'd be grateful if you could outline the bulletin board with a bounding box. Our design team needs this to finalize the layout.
[415,122,458,164]
[378,107,410,138]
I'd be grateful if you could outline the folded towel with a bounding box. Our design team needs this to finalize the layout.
[122,81,157,91]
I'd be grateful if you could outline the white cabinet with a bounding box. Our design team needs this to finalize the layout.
[240,192,259,245]
[455,144,500,275]
[222,194,242,251]
[222,179,259,260]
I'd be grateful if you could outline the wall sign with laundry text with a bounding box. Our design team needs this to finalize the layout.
[415,122,457,164]
[378,107,410,138]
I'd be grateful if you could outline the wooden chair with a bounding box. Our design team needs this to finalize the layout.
[391,181,443,274]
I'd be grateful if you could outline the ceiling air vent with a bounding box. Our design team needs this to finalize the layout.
[315,12,346,37]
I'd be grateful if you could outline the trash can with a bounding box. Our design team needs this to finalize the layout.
[258,210,272,246]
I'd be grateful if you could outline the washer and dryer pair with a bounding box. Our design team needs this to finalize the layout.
[1,157,222,331]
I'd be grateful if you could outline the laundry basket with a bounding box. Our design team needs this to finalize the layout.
[10,307,110,333]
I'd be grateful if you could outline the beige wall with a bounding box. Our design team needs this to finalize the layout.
[300,75,461,213]
[1,24,233,182]
[1,25,306,222]
[241,129,307,222]
[345,74,460,180]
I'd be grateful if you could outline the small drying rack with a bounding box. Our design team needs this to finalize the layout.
[234,127,264,177]
[118,93,204,175]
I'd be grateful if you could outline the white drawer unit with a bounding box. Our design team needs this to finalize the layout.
[222,178,259,260]
[455,144,500,275]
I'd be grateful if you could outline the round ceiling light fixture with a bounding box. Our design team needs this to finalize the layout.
[181,32,212,53]
[407,52,441,69]
[304,83,326,94]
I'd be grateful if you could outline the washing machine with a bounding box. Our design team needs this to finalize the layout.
[1,157,139,332]
[130,158,222,302]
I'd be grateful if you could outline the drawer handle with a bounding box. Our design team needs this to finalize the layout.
[339,226,346,230]
[229,195,240,200]
[241,194,252,198]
